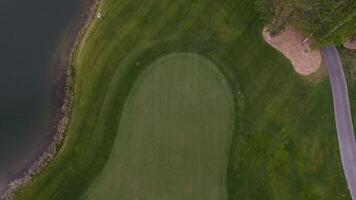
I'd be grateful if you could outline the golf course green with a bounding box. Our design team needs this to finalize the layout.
[14,0,350,199]
[80,53,234,200]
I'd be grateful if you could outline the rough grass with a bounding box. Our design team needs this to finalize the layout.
[15,0,350,199]
[80,53,234,200]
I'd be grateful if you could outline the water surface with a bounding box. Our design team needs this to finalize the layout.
[0,0,80,193]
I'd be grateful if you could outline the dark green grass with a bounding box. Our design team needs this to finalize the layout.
[15,0,349,199]
[81,53,234,200]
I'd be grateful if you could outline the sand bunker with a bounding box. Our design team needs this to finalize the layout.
[263,26,321,76]
[343,38,356,50]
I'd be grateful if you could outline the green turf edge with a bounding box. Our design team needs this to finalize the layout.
[14,0,351,199]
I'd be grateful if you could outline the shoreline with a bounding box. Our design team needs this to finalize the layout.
[1,0,100,199]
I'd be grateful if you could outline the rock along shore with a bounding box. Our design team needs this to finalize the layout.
[1,0,100,199]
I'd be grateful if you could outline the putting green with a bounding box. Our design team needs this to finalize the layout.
[80,53,235,200]
[14,0,350,199]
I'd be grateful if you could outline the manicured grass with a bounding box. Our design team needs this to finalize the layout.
[80,53,234,200]
[15,0,350,199]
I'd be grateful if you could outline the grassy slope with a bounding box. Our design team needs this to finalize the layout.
[16,0,349,199]
[81,53,234,200]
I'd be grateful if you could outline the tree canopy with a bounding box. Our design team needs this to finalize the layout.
[256,0,356,46]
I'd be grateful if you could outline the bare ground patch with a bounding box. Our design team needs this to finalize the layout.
[263,26,321,76]
[344,38,356,50]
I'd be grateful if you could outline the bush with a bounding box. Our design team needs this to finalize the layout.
[255,0,356,47]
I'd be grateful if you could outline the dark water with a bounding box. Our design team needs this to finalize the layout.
[0,0,80,193]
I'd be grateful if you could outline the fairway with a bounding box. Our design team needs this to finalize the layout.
[81,53,235,200]
[15,0,351,199]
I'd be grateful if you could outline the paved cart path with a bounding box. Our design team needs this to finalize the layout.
[322,46,356,200]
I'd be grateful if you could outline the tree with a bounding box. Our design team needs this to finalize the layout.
[256,0,356,46]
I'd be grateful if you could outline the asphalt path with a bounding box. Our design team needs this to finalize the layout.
[322,46,356,200]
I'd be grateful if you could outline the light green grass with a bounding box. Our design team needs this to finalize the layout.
[80,53,234,200]
[15,0,350,199]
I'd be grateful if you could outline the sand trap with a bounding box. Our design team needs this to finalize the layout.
[344,38,356,50]
[263,26,321,76]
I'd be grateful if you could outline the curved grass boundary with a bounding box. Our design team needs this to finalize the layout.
[15,0,350,199]
[81,53,235,200]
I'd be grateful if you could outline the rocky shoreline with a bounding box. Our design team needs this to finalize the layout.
[1,0,100,199]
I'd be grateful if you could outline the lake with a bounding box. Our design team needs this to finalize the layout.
[0,0,81,194]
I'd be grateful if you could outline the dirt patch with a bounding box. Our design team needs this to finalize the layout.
[343,38,356,50]
[263,26,321,76]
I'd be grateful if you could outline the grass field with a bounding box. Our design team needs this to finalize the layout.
[80,53,234,200]
[15,0,350,199]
